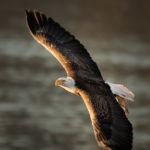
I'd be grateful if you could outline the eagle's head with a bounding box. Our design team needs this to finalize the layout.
[55,77,77,94]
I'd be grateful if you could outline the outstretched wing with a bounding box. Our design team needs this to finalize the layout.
[26,9,103,81]
[79,81,133,150]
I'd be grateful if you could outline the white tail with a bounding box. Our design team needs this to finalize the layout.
[105,81,135,102]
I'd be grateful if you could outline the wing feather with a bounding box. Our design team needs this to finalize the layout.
[26,9,102,81]
[79,82,133,150]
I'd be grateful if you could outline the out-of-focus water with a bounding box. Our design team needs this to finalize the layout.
[0,1,150,150]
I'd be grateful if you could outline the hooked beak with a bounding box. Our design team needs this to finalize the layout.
[55,80,60,86]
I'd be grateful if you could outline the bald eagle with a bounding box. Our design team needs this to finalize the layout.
[26,9,134,150]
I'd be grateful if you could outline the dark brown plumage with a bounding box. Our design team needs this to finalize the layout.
[26,9,133,150]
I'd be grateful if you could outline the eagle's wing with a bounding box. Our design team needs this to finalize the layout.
[79,81,133,150]
[26,9,103,81]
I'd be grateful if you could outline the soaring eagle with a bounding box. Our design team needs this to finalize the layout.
[26,9,134,150]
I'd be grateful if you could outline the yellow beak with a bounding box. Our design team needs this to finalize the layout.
[55,80,60,86]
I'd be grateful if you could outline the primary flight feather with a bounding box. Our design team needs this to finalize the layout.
[26,9,134,150]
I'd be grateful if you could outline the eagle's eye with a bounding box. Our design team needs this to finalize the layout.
[61,80,65,82]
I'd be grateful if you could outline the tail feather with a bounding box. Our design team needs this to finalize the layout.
[105,81,135,102]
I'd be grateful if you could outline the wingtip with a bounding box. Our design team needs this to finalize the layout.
[25,9,34,20]
[25,9,39,16]
[25,9,49,36]
[25,8,31,16]
[25,8,29,13]
[25,9,37,35]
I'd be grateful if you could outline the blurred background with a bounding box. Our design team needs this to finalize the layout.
[0,0,150,150]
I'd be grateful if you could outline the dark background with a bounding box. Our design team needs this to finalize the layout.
[0,0,150,150]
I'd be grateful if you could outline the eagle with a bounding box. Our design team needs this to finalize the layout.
[26,9,134,150]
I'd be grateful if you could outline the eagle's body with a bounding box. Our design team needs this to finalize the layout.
[26,10,134,150]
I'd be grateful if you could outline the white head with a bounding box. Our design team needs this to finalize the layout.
[55,77,76,94]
